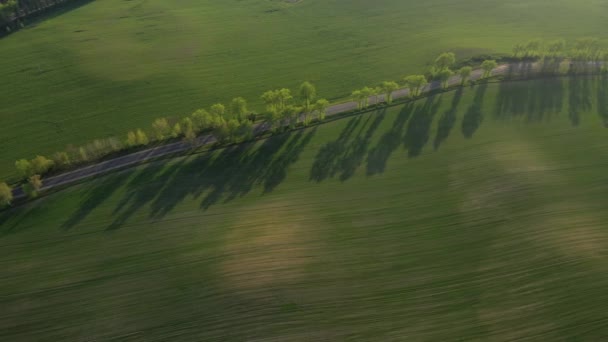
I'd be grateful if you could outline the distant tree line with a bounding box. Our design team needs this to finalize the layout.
[511,37,608,73]
[0,0,79,33]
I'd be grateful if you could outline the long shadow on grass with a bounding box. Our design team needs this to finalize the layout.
[462,83,488,138]
[494,78,564,122]
[403,96,441,157]
[62,173,131,229]
[434,88,464,150]
[101,129,315,229]
[568,76,593,126]
[366,104,414,175]
[598,75,608,127]
[310,109,386,182]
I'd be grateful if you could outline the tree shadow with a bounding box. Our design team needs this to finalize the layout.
[403,96,441,157]
[366,104,414,175]
[434,88,464,150]
[336,109,386,181]
[568,76,592,127]
[90,129,315,230]
[598,75,608,127]
[61,173,130,229]
[494,78,564,123]
[462,83,488,138]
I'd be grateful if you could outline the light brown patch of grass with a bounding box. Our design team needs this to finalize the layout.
[220,201,320,294]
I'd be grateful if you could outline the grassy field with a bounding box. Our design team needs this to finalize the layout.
[1,0,608,180]
[2,76,608,340]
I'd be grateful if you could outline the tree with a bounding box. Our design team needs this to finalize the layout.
[172,123,182,138]
[458,66,472,85]
[437,69,454,89]
[481,60,498,78]
[152,118,171,140]
[136,129,149,145]
[0,182,12,207]
[213,116,229,142]
[230,97,248,121]
[299,81,317,111]
[24,174,43,198]
[226,119,241,141]
[314,99,330,121]
[52,151,70,169]
[525,39,542,57]
[403,75,428,97]
[126,131,138,147]
[30,155,54,175]
[352,90,364,109]
[435,52,456,70]
[261,90,280,113]
[192,109,213,132]
[277,88,293,110]
[512,43,525,58]
[15,159,32,178]
[381,81,399,104]
[360,87,374,108]
[547,39,566,58]
[210,103,226,118]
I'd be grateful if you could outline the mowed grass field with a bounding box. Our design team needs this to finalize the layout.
[1,0,608,180]
[2,77,608,340]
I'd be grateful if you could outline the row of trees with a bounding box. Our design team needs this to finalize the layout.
[1,0,76,31]
[260,82,330,130]
[512,38,608,62]
[350,53,498,110]
[8,82,330,203]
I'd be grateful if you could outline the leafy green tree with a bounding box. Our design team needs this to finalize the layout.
[512,43,525,58]
[458,66,472,85]
[15,159,32,178]
[136,129,149,145]
[126,131,138,147]
[0,182,12,207]
[230,97,248,121]
[261,90,280,113]
[525,39,542,57]
[226,119,241,141]
[78,147,89,162]
[277,88,293,110]
[403,75,428,97]
[152,118,171,140]
[24,174,43,198]
[30,155,54,175]
[352,90,364,109]
[210,103,226,118]
[437,69,454,89]
[213,116,229,142]
[435,52,456,70]
[172,123,182,138]
[314,99,330,121]
[191,109,213,132]
[547,39,566,58]
[299,81,317,111]
[481,60,498,78]
[360,87,374,108]
[52,152,70,169]
[381,81,399,104]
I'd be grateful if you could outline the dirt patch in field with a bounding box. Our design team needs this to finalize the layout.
[220,201,320,294]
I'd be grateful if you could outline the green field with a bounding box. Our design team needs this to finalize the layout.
[1,0,608,180]
[2,77,608,340]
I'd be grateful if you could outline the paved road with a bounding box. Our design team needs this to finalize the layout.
[9,63,514,199]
